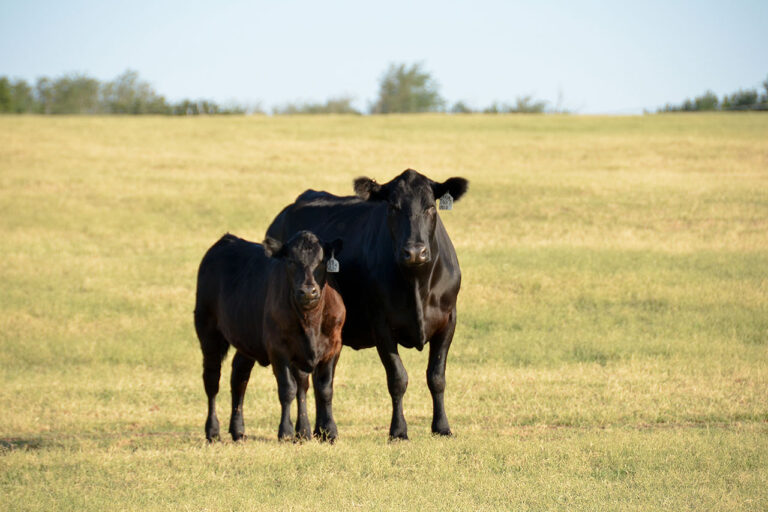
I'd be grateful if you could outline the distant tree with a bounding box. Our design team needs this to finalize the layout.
[481,96,548,114]
[50,74,101,114]
[35,77,55,114]
[450,101,474,114]
[693,90,719,111]
[371,63,444,114]
[722,88,760,110]
[273,95,360,115]
[0,77,11,112]
[513,95,547,113]
[763,75,768,103]
[482,101,508,114]
[101,70,169,114]
[10,79,36,113]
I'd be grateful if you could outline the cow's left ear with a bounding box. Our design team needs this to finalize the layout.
[353,177,387,201]
[262,237,285,258]
[324,238,343,258]
[432,177,469,202]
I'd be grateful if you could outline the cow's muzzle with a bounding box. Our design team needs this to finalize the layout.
[401,244,429,266]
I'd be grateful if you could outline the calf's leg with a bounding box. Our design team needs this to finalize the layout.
[427,309,456,436]
[229,351,255,441]
[293,367,312,440]
[313,355,339,442]
[273,360,297,441]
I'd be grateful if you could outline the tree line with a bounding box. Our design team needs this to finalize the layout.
[2,64,766,115]
[0,64,563,116]
[658,77,768,112]
[0,70,247,115]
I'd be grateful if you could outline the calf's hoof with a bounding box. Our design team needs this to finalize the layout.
[205,416,220,442]
[277,424,295,442]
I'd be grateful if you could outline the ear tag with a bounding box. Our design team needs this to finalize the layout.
[326,252,339,273]
[439,192,453,210]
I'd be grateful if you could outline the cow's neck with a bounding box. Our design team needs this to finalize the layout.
[399,241,440,345]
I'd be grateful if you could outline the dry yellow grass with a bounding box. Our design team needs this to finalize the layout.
[1,114,767,510]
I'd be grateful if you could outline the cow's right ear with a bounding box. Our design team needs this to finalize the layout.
[353,177,386,201]
[262,237,284,257]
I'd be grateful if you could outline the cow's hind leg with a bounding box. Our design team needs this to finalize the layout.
[229,351,255,441]
[293,367,312,441]
[197,320,229,442]
[313,354,339,442]
[427,309,456,436]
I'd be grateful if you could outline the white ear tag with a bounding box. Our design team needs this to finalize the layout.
[439,192,453,210]
[326,252,339,273]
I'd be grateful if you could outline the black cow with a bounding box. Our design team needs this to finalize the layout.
[194,231,345,442]
[266,169,468,439]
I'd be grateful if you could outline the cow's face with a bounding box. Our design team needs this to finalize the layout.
[354,169,468,269]
[264,231,343,311]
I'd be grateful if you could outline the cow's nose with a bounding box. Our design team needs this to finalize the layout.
[402,244,429,265]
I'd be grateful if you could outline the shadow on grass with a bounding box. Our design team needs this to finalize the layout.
[0,437,45,452]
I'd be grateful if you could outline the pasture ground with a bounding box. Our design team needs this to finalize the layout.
[1,114,766,511]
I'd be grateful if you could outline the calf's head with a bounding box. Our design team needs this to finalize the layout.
[354,169,468,268]
[264,230,343,311]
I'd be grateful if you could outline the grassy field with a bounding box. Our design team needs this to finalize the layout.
[1,113,766,511]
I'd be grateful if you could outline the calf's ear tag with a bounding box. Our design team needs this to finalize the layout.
[326,252,339,273]
[439,192,453,210]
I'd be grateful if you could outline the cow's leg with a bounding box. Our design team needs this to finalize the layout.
[197,324,229,442]
[377,341,409,440]
[229,351,255,441]
[293,367,312,441]
[427,309,456,436]
[273,359,297,441]
[313,354,339,442]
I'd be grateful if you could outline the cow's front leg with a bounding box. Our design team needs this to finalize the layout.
[229,351,255,441]
[293,366,312,441]
[313,354,339,442]
[427,309,456,436]
[377,340,409,440]
[273,359,297,441]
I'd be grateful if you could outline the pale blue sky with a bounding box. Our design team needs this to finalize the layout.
[1,0,766,113]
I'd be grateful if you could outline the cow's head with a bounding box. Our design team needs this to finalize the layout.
[354,169,468,268]
[264,230,343,311]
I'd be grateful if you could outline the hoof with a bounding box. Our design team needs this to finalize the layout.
[388,432,409,442]
[314,426,338,443]
[205,416,220,442]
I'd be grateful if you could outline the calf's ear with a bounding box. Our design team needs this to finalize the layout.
[262,237,284,257]
[353,177,386,200]
[432,177,469,202]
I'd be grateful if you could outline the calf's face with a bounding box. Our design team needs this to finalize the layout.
[264,231,343,311]
[354,169,468,268]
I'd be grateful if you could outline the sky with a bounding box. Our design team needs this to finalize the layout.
[1,0,767,114]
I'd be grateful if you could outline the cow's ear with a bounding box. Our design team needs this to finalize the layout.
[432,177,469,202]
[324,238,343,258]
[262,237,284,257]
[353,177,386,201]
